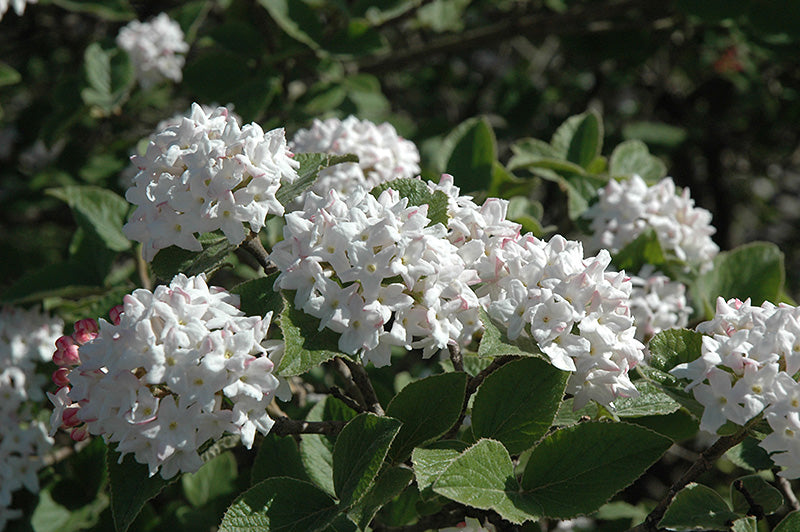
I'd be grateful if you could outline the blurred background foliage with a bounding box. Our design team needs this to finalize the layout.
[2,0,800,293]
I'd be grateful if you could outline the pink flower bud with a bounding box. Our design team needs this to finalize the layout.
[73,318,99,344]
[70,425,88,442]
[54,335,81,366]
[109,305,124,325]
[62,406,81,427]
[52,367,70,387]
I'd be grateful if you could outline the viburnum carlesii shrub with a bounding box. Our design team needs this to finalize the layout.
[628,265,690,342]
[290,116,420,198]
[481,234,646,409]
[270,185,481,367]
[0,0,35,21]
[0,306,62,524]
[116,13,189,89]
[47,274,283,479]
[123,103,299,261]
[671,297,800,477]
[583,175,719,271]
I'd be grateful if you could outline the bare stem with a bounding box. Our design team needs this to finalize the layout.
[329,386,367,413]
[448,343,464,373]
[270,416,346,437]
[331,357,367,408]
[342,357,385,416]
[775,475,800,512]
[241,231,274,273]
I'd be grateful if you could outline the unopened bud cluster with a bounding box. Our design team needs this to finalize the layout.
[48,274,282,478]
[672,297,800,477]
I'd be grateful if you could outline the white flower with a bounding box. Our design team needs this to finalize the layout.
[116,13,189,89]
[271,184,480,366]
[480,233,646,410]
[49,274,283,478]
[290,116,420,200]
[627,265,690,342]
[0,0,35,21]
[123,103,299,261]
[583,175,718,271]
[438,517,496,532]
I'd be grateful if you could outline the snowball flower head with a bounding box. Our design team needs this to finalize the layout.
[583,175,718,271]
[0,306,61,520]
[671,297,800,478]
[116,13,189,89]
[627,265,690,342]
[48,274,283,478]
[123,103,299,261]
[480,232,646,410]
[0,0,35,20]
[290,116,420,199]
[270,183,481,367]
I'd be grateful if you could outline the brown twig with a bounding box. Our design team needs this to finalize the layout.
[629,427,753,532]
[329,385,367,413]
[448,343,463,373]
[774,475,800,512]
[331,357,367,408]
[341,356,385,416]
[270,416,346,437]
[443,355,516,440]
[241,231,275,273]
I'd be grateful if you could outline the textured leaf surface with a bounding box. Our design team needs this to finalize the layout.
[150,232,238,281]
[47,186,131,251]
[411,441,468,499]
[182,451,238,508]
[477,310,543,359]
[252,434,310,485]
[658,483,739,530]
[471,357,567,454]
[300,397,358,496]
[730,475,783,515]
[277,153,359,206]
[347,466,414,530]
[386,372,467,462]
[608,140,667,182]
[231,274,283,317]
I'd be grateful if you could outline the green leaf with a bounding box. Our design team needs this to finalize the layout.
[730,475,783,515]
[611,228,666,273]
[508,156,587,178]
[252,433,310,485]
[107,448,180,532]
[31,487,108,532]
[231,273,283,317]
[182,452,238,508]
[0,261,102,304]
[565,111,603,169]
[411,441,468,499]
[150,232,238,281]
[257,0,323,52]
[47,186,131,252]
[433,439,541,524]
[333,413,402,508]
[300,397,358,496]
[278,293,351,376]
[371,178,449,227]
[608,140,667,182]
[218,477,338,532]
[725,438,774,472]
[347,466,414,530]
[647,329,705,374]
[471,357,568,454]
[775,511,800,532]
[521,422,672,518]
[385,372,468,462]
[696,242,785,320]
[277,153,359,207]
[81,43,134,115]
[477,310,544,359]
[51,0,135,20]
[0,62,21,87]
[507,137,559,170]
[658,483,739,530]
[612,381,682,418]
[439,116,497,193]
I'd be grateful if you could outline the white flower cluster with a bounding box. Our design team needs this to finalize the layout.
[583,175,718,271]
[0,306,62,525]
[123,103,299,261]
[48,274,282,479]
[628,265,690,342]
[0,0,34,21]
[482,234,646,409]
[290,116,420,199]
[116,13,189,89]
[671,297,800,477]
[270,185,481,367]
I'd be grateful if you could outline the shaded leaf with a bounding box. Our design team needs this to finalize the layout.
[608,140,667,182]
[658,483,739,530]
[277,153,359,207]
[182,452,238,508]
[730,475,783,515]
[231,273,283,317]
[252,433,310,485]
[347,466,414,530]
[439,116,497,193]
[371,177,449,227]
[47,186,131,252]
[150,233,238,281]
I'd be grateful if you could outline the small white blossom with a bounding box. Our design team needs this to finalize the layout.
[583,175,718,271]
[116,13,189,89]
[290,116,420,199]
[671,297,800,478]
[0,0,35,21]
[270,184,480,366]
[48,274,283,478]
[628,265,690,342]
[123,103,299,261]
